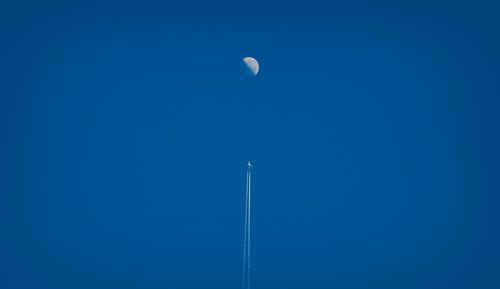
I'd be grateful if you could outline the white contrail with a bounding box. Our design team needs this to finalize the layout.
[242,164,252,289]
[242,169,249,289]
[247,168,252,289]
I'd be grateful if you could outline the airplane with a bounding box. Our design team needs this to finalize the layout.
[247,161,252,168]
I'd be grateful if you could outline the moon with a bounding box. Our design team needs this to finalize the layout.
[242,57,259,76]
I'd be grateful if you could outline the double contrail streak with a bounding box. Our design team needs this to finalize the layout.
[242,163,252,289]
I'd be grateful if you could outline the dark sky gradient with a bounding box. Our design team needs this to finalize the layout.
[1,1,499,288]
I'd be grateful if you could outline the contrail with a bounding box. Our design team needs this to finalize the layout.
[241,169,249,289]
[247,167,252,289]
[242,162,252,289]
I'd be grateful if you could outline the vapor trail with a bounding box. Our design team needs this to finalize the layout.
[242,164,252,289]
[247,169,252,289]
[242,169,249,289]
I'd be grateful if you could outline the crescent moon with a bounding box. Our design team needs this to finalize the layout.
[242,57,259,76]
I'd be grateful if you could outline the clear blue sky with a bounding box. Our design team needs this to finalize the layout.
[1,1,499,288]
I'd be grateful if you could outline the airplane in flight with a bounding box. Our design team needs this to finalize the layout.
[247,161,252,168]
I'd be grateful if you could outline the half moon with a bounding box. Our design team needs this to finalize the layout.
[242,57,259,76]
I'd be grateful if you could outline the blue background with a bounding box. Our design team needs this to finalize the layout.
[1,1,499,288]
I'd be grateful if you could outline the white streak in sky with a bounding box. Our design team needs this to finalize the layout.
[242,170,249,289]
[242,165,252,289]
[247,169,251,289]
